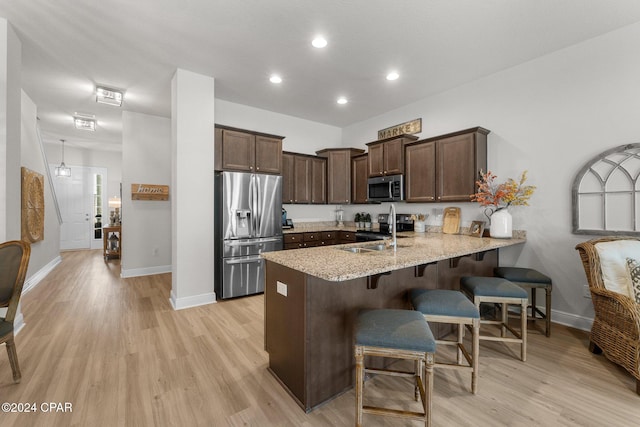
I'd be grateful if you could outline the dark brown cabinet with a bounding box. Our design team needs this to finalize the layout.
[405,141,436,202]
[351,154,369,204]
[405,127,489,203]
[214,125,283,174]
[316,148,365,204]
[282,152,295,203]
[283,152,326,204]
[293,155,311,203]
[310,157,327,204]
[284,229,357,250]
[366,134,418,177]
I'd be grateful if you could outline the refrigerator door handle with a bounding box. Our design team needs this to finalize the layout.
[253,174,260,237]
[226,237,282,246]
[248,174,255,237]
[225,256,262,265]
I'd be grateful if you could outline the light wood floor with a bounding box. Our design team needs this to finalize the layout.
[1,250,640,426]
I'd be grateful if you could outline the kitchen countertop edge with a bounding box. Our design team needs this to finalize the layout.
[263,231,525,282]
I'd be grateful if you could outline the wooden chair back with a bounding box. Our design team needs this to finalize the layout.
[0,240,31,324]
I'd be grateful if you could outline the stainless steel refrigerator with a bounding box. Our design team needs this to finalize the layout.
[214,171,283,299]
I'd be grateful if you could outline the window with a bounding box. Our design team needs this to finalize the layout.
[94,174,103,239]
[573,143,640,236]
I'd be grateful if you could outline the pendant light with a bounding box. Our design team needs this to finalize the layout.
[55,139,71,177]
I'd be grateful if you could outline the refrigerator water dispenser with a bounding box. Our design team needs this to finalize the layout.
[235,209,251,237]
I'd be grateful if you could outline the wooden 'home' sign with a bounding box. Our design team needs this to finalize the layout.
[131,184,169,201]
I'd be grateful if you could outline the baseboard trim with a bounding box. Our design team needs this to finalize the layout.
[23,255,62,294]
[550,308,593,332]
[170,292,216,310]
[121,265,172,278]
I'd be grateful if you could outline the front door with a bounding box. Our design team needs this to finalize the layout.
[51,165,107,250]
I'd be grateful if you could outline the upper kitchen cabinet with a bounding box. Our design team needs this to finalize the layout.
[283,152,326,204]
[405,140,436,202]
[316,148,365,204]
[351,154,369,204]
[405,127,490,203]
[214,125,284,174]
[366,134,419,177]
[310,157,327,204]
[282,152,295,203]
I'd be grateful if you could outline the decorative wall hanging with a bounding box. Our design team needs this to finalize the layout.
[573,143,640,236]
[131,183,169,201]
[377,118,422,140]
[21,167,45,243]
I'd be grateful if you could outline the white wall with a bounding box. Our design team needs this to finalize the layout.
[170,69,216,309]
[340,21,640,327]
[215,99,342,155]
[0,19,22,242]
[20,91,61,284]
[121,111,172,277]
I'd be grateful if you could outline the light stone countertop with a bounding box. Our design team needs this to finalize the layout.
[262,231,525,281]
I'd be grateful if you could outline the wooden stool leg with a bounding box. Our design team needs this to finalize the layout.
[521,300,527,362]
[355,347,364,427]
[6,337,21,383]
[531,287,537,321]
[545,287,552,337]
[457,323,464,365]
[424,353,433,427]
[472,318,479,394]
[501,303,507,337]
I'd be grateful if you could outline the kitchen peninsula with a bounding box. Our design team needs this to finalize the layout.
[261,231,525,411]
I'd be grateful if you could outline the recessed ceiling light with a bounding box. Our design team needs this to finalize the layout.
[337,97,348,105]
[269,74,282,84]
[312,36,327,48]
[386,71,400,81]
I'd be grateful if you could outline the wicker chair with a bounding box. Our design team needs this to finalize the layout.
[575,236,640,395]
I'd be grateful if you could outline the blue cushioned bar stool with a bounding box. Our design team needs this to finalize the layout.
[494,267,553,337]
[461,276,528,361]
[410,289,480,394]
[354,309,436,427]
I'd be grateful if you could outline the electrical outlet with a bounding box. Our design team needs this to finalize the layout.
[583,284,591,298]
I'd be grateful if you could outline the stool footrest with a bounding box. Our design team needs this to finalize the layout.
[435,361,473,370]
[365,367,415,378]
[480,335,522,343]
[363,406,426,422]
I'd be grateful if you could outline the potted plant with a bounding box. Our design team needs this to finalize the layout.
[471,170,536,238]
[364,213,372,230]
[354,212,362,229]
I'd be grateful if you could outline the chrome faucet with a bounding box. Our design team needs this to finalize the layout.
[388,203,397,252]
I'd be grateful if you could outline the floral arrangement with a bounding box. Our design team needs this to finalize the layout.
[471,170,536,212]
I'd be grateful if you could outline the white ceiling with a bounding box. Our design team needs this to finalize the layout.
[3,0,640,151]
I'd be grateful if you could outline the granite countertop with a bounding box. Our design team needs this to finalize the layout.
[262,231,525,281]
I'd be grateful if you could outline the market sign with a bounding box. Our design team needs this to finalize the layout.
[131,183,169,201]
[378,118,422,140]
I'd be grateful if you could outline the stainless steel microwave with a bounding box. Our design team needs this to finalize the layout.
[367,174,404,202]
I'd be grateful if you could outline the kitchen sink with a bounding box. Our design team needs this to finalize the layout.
[341,243,388,253]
